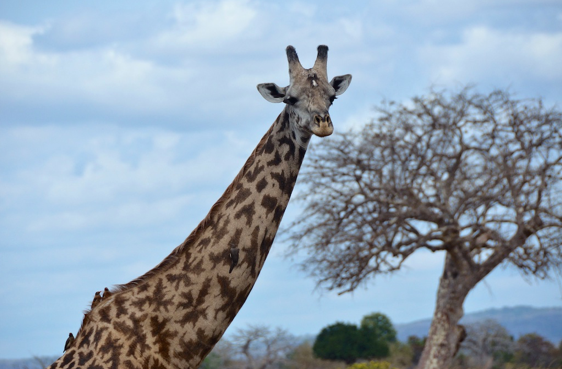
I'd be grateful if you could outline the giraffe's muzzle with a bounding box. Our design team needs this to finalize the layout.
[311,114,333,137]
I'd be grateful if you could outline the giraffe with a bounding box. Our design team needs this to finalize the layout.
[48,45,351,369]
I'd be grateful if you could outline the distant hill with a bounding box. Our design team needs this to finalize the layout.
[395,305,562,344]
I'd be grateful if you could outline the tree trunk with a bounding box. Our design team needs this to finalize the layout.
[417,253,472,369]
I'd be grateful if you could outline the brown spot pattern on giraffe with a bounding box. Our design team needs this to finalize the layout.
[98,306,111,324]
[61,350,75,367]
[113,294,129,318]
[78,351,94,366]
[123,360,138,369]
[256,177,268,193]
[150,316,175,362]
[271,171,289,194]
[166,272,192,291]
[98,331,121,355]
[176,277,212,327]
[244,162,265,182]
[262,135,275,154]
[261,194,278,216]
[213,216,231,242]
[208,250,228,270]
[79,328,93,349]
[92,327,108,351]
[114,313,150,357]
[196,236,211,249]
[234,203,256,226]
[278,136,297,161]
[267,151,282,166]
[225,184,252,209]
[151,279,174,313]
[137,283,150,293]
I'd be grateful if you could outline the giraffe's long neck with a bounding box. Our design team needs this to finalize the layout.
[50,108,312,369]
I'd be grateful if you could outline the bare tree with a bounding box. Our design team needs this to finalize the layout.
[231,325,298,369]
[460,319,514,368]
[284,88,562,369]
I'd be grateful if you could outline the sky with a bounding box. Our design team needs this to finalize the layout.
[1,0,562,360]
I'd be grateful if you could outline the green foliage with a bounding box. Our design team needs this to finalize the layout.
[313,322,361,364]
[360,313,397,343]
[346,360,397,369]
[359,313,397,359]
[313,312,398,364]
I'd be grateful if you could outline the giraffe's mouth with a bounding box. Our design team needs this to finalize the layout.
[311,114,333,137]
[312,126,333,137]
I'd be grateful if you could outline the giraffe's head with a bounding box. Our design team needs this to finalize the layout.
[257,45,352,137]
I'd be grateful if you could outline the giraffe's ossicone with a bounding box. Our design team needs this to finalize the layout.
[48,45,351,369]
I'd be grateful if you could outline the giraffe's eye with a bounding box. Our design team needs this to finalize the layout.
[329,95,337,105]
[284,96,298,105]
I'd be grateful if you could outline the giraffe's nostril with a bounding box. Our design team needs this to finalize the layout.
[315,115,321,124]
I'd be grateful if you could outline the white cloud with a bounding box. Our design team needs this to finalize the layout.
[0,21,49,66]
[0,21,196,119]
[419,26,562,85]
[151,0,258,51]
[174,0,256,40]
[0,44,193,116]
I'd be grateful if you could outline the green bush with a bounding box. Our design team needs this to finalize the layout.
[313,322,361,364]
[359,313,397,359]
[313,313,398,364]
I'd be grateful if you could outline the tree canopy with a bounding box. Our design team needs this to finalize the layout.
[313,312,397,363]
[313,322,361,364]
[359,313,397,358]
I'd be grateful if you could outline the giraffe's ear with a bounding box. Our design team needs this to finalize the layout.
[330,74,352,96]
[257,83,287,103]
